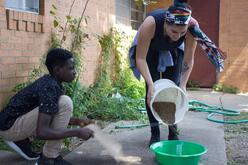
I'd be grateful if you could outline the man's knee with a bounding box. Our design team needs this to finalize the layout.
[58,95,73,114]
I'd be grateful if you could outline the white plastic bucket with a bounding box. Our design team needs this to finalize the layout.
[150,79,188,125]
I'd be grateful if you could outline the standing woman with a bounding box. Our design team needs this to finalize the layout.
[130,0,198,145]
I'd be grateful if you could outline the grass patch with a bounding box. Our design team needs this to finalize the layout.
[224,112,248,165]
[224,112,248,134]
[0,139,12,152]
[213,83,240,94]
[186,80,200,90]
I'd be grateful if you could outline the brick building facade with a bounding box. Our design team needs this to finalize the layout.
[0,0,247,108]
[219,0,248,92]
[0,0,115,107]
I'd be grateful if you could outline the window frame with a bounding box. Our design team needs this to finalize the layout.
[5,0,40,14]
[5,0,45,33]
[130,0,145,30]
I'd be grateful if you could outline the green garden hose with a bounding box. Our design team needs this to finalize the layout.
[188,100,248,124]
[115,123,150,129]
[115,100,248,129]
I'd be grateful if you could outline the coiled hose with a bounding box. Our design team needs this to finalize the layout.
[188,100,248,124]
[115,99,248,129]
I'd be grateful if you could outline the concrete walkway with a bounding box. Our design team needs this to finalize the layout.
[64,111,226,165]
[1,90,247,165]
[188,90,248,112]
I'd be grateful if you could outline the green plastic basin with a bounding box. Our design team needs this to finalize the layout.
[150,140,207,165]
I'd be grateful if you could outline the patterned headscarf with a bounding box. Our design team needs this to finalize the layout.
[189,26,226,72]
[165,1,226,72]
[165,1,192,25]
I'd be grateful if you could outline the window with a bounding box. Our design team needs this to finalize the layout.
[5,0,44,32]
[5,0,39,14]
[131,0,145,30]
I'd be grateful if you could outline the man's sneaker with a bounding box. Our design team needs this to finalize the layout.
[4,138,40,160]
[35,154,72,165]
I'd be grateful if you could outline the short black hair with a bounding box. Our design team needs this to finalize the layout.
[45,48,73,74]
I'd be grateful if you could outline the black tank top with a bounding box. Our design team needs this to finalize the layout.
[147,9,185,51]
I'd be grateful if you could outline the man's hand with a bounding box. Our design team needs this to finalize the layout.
[77,127,94,140]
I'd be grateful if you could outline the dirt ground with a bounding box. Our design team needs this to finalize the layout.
[224,112,248,165]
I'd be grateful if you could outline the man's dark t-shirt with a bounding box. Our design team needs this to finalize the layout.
[0,74,63,131]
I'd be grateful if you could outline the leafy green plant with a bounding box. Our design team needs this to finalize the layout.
[79,26,146,121]
[105,26,145,99]
[213,83,223,91]
[135,0,157,6]
[186,80,200,89]
[213,83,240,94]
[50,0,90,72]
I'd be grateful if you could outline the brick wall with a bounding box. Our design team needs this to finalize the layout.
[0,0,115,108]
[219,0,248,92]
